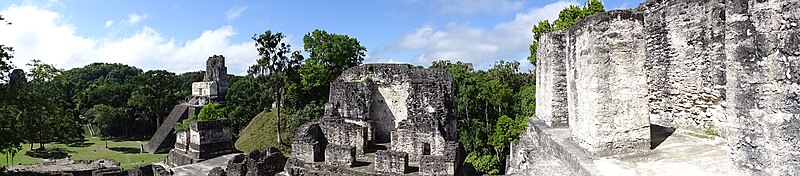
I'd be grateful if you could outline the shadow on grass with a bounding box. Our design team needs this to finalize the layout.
[109,147,142,154]
[25,148,70,159]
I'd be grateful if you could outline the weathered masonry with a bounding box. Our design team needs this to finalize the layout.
[511,0,800,175]
[286,64,463,175]
[145,55,230,154]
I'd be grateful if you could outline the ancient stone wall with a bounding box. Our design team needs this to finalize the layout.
[566,10,651,156]
[536,30,569,128]
[204,55,229,97]
[291,122,327,163]
[166,118,235,167]
[289,64,460,175]
[639,0,727,130]
[520,0,800,174]
[723,0,800,174]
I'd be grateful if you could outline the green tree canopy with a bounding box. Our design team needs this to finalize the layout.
[298,29,366,104]
[528,0,605,65]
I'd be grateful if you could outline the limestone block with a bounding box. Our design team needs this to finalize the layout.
[565,10,650,156]
[325,144,356,167]
[375,150,408,175]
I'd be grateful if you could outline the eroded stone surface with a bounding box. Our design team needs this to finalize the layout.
[512,0,800,175]
[566,10,651,156]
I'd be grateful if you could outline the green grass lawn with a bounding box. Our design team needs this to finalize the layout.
[0,135,166,169]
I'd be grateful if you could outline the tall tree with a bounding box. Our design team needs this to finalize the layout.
[250,30,301,144]
[226,76,274,135]
[298,29,366,106]
[0,15,14,80]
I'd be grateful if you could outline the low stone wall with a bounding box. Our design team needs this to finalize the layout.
[325,144,356,167]
[375,150,409,175]
[166,118,236,167]
[320,119,368,155]
[292,122,327,163]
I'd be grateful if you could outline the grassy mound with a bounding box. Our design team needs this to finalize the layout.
[234,111,294,155]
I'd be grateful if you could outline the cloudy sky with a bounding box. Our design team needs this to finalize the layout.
[0,0,642,75]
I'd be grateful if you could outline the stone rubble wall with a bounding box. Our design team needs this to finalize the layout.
[638,0,728,130]
[566,10,651,156]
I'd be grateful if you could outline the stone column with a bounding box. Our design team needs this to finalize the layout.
[723,0,800,175]
[566,10,650,156]
[536,30,569,127]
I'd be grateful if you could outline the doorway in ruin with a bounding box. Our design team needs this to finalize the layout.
[370,82,410,143]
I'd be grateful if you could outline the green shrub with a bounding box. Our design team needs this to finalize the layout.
[174,103,226,132]
[465,152,501,175]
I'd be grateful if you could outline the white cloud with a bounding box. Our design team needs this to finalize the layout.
[104,20,114,28]
[0,5,258,75]
[406,0,524,15]
[126,13,145,25]
[226,6,247,21]
[388,0,577,70]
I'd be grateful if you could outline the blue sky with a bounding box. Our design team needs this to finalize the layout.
[0,0,642,75]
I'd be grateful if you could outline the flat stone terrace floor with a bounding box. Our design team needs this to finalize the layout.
[511,122,747,176]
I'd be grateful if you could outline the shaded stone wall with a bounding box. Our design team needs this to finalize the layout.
[724,0,800,174]
[639,0,728,130]
[566,10,650,156]
[535,30,569,127]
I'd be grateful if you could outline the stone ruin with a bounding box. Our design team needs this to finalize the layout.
[151,55,236,167]
[145,55,231,154]
[509,0,800,175]
[207,147,288,176]
[165,118,236,167]
[285,64,464,175]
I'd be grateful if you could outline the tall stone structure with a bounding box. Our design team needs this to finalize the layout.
[145,55,230,154]
[286,64,462,175]
[510,0,800,175]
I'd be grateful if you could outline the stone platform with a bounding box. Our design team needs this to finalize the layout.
[508,120,746,176]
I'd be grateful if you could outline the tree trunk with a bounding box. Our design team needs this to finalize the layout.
[276,87,283,145]
[485,101,489,132]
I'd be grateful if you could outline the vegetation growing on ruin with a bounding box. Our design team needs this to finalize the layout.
[173,103,226,132]
[528,0,605,65]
